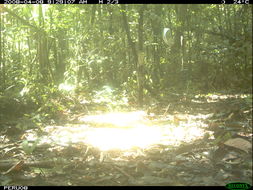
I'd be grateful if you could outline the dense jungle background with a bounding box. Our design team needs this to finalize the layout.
[0,4,252,186]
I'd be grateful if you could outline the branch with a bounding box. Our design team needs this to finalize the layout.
[3,6,45,34]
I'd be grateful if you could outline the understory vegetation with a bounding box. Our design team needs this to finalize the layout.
[0,4,252,186]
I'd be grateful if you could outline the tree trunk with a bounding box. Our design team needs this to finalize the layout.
[137,5,146,108]
[38,6,50,83]
[90,5,96,26]
[0,10,3,91]
[0,11,6,91]
[121,5,138,68]
[121,5,141,106]
[151,5,163,86]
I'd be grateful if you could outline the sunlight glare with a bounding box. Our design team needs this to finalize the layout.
[25,111,207,151]
[79,111,147,128]
[84,126,163,151]
[59,83,75,92]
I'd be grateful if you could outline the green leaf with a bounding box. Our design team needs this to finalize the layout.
[21,139,39,155]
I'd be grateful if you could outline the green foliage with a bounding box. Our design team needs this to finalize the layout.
[244,95,252,105]
[16,116,37,131]
[0,5,251,121]
[212,131,232,146]
[21,138,40,155]
[0,175,12,186]
[93,86,129,111]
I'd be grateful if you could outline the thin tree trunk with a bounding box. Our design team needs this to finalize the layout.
[137,5,146,108]
[0,11,6,91]
[0,10,3,91]
[121,5,142,107]
[90,5,96,26]
[121,5,138,68]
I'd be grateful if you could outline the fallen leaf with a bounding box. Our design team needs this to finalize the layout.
[2,160,24,175]
[0,175,12,185]
[129,176,171,185]
[148,162,169,170]
[224,138,252,153]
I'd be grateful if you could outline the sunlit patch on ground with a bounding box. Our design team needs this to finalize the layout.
[194,93,252,103]
[79,111,147,128]
[22,111,212,152]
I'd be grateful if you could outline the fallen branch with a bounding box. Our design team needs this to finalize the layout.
[113,165,134,180]
[0,160,59,172]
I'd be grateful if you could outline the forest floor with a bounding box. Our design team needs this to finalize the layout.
[0,93,252,186]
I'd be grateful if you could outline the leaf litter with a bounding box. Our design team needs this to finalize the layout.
[0,94,252,186]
